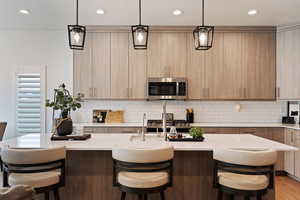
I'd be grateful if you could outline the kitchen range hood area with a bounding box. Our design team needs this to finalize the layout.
[0,0,300,200]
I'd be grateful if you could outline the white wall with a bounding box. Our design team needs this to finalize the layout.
[0,30,73,139]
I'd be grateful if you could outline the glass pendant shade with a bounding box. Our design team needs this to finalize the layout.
[131,25,149,49]
[193,26,214,50]
[68,25,86,50]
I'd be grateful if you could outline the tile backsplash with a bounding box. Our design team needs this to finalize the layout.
[72,101,287,123]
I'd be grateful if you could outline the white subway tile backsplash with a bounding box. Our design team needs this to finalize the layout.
[72,100,286,123]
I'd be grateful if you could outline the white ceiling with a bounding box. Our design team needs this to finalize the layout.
[0,0,300,30]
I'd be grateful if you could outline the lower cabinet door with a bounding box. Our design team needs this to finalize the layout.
[294,131,300,178]
[284,129,295,175]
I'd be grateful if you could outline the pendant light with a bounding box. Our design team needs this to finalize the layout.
[131,0,149,50]
[68,0,86,50]
[193,0,214,50]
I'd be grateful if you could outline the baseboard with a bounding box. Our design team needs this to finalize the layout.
[275,171,287,176]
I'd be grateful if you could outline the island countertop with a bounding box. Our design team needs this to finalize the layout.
[1,133,298,152]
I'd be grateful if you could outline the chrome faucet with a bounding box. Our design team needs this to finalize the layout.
[162,101,167,141]
[141,113,146,141]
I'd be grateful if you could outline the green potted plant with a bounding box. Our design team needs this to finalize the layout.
[46,84,83,136]
[189,127,204,141]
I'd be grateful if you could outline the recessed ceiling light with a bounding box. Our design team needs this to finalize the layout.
[96,9,105,15]
[248,9,258,16]
[19,9,30,15]
[173,9,183,16]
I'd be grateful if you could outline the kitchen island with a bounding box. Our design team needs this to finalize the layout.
[2,133,297,200]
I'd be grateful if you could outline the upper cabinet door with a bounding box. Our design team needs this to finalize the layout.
[242,32,276,100]
[92,33,111,99]
[219,32,243,99]
[204,32,225,99]
[148,32,187,78]
[187,33,206,99]
[110,32,129,99]
[73,33,93,98]
[129,35,147,99]
[277,29,300,100]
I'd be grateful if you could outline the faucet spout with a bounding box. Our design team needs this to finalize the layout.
[141,113,146,141]
[162,101,167,141]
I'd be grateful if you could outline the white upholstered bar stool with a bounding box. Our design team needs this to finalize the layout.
[112,145,174,200]
[213,148,277,200]
[0,122,7,171]
[1,146,66,200]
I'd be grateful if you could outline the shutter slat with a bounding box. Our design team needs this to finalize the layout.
[16,73,42,135]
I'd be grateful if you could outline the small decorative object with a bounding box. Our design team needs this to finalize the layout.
[186,108,194,123]
[235,103,242,112]
[189,127,204,139]
[92,110,110,123]
[169,126,177,137]
[46,84,83,136]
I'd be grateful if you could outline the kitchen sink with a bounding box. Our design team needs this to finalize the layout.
[129,134,165,143]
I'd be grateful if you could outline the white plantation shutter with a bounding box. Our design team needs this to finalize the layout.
[16,73,44,136]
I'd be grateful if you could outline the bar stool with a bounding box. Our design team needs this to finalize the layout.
[1,146,66,200]
[112,145,174,200]
[0,122,7,171]
[213,148,277,200]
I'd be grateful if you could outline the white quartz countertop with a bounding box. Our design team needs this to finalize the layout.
[74,122,300,130]
[74,123,143,127]
[1,133,298,152]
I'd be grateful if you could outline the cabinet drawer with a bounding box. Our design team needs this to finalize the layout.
[83,127,94,133]
[93,128,109,133]
[108,127,140,133]
[239,128,257,134]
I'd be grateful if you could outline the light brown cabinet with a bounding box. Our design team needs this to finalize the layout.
[294,130,300,178]
[221,32,244,99]
[73,33,93,98]
[242,32,276,100]
[284,129,295,175]
[277,28,300,100]
[92,33,111,98]
[147,32,187,78]
[129,35,147,99]
[110,32,129,99]
[74,27,276,100]
[187,33,206,99]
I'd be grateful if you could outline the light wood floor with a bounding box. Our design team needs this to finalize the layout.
[276,176,300,200]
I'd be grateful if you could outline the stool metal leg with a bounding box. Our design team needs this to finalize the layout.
[160,192,165,200]
[138,194,143,200]
[257,194,262,200]
[45,192,50,200]
[144,194,148,200]
[121,192,126,200]
[54,189,60,200]
[217,190,223,200]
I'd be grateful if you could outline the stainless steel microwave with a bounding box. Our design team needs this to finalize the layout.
[147,77,187,100]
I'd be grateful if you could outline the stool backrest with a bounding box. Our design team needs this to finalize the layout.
[0,122,7,141]
[1,146,66,188]
[112,145,174,187]
[112,145,174,163]
[1,146,66,165]
[213,148,277,166]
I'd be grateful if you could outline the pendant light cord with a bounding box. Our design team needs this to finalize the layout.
[139,0,142,25]
[76,0,79,25]
[202,0,204,26]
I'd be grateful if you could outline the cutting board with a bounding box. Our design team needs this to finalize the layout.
[105,110,124,123]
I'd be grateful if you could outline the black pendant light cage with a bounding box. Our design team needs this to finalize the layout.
[193,0,214,50]
[68,0,86,50]
[131,0,149,50]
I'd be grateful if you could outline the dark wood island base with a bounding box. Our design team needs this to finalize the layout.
[59,151,275,200]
